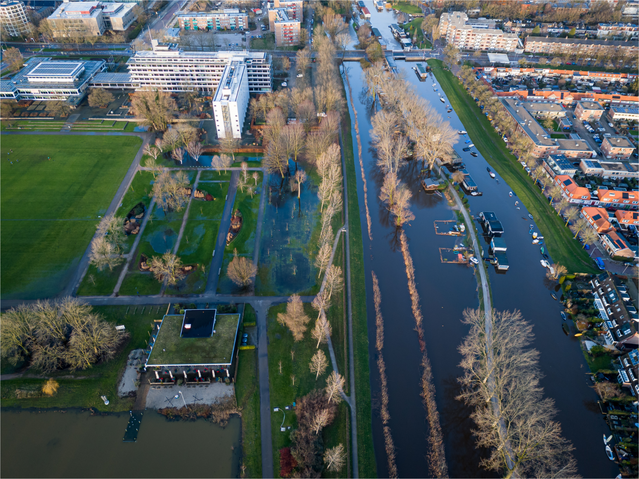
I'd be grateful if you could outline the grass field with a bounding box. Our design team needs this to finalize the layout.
[428,60,597,273]
[403,18,432,49]
[1,135,142,299]
[391,1,422,14]
[0,305,162,411]
[340,106,377,478]
[267,303,349,478]
[235,349,263,478]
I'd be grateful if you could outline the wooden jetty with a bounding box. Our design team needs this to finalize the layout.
[439,248,468,264]
[123,411,144,443]
[434,220,464,236]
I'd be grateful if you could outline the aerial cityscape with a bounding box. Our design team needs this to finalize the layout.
[1,0,638,478]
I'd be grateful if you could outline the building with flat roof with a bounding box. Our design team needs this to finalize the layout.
[574,100,604,121]
[100,2,136,31]
[579,159,639,179]
[543,154,578,177]
[500,98,558,157]
[617,349,639,397]
[126,40,272,93]
[0,1,29,37]
[581,206,613,233]
[213,61,249,139]
[607,105,639,122]
[0,57,106,105]
[591,272,638,347]
[556,138,595,159]
[271,8,300,46]
[523,101,566,119]
[597,23,639,38]
[439,11,519,52]
[269,0,302,23]
[524,36,639,57]
[47,1,106,37]
[177,9,248,31]
[601,136,636,160]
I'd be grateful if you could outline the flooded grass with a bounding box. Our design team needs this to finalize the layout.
[235,349,263,478]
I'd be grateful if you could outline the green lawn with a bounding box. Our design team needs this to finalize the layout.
[199,170,233,181]
[76,263,122,296]
[403,18,432,49]
[341,89,377,478]
[0,305,162,411]
[392,1,422,14]
[428,60,597,273]
[147,313,240,366]
[235,349,263,478]
[0,135,142,299]
[250,33,276,50]
[267,303,348,478]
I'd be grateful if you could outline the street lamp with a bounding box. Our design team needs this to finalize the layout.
[178,390,187,409]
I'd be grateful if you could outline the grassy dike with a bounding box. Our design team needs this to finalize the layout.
[341,102,377,478]
[428,60,597,274]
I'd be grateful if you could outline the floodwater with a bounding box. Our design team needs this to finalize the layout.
[343,5,617,476]
[1,409,241,478]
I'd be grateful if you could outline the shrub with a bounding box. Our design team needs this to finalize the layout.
[42,379,59,396]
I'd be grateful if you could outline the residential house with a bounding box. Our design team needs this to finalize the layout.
[615,210,639,227]
[617,349,639,397]
[556,139,595,159]
[543,154,578,177]
[596,189,639,209]
[554,175,592,204]
[601,136,636,160]
[591,272,638,347]
[601,231,635,259]
[579,159,639,179]
[524,36,639,57]
[574,100,604,121]
[581,206,614,234]
[607,105,639,122]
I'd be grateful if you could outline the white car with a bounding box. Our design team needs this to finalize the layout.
[297,73,303,78]
[281,82,288,87]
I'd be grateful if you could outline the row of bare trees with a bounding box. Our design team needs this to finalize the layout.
[89,214,127,272]
[458,309,578,477]
[0,298,127,372]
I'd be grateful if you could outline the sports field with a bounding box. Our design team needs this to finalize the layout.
[1,134,143,299]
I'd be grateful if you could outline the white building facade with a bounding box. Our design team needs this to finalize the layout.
[0,0,29,37]
[213,61,249,139]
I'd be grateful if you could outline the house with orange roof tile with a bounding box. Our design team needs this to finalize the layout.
[581,207,614,233]
[601,231,635,259]
[615,210,639,227]
[596,189,639,210]
[554,175,592,204]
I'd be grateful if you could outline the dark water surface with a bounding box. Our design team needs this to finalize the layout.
[1,410,241,478]
[343,20,617,475]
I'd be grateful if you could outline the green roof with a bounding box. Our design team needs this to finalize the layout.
[146,313,240,366]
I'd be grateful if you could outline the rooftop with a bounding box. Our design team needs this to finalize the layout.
[146,313,240,366]
[526,36,639,46]
[578,100,604,110]
[49,1,102,19]
[609,105,639,114]
[524,101,566,114]
[500,98,556,147]
[6,58,105,90]
[602,136,635,149]
[556,138,593,151]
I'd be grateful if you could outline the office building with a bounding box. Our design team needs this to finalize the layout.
[439,12,519,52]
[601,136,636,160]
[574,101,604,121]
[126,40,272,94]
[0,0,29,37]
[213,61,249,139]
[47,1,106,37]
[100,2,136,31]
[0,58,106,105]
[177,9,248,31]
[524,36,639,57]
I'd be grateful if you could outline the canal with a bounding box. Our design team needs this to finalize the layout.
[344,3,617,477]
[1,410,241,478]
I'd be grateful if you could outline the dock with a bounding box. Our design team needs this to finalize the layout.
[123,411,144,442]
[434,220,464,236]
[440,247,468,264]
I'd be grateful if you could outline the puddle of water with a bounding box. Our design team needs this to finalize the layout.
[146,227,177,254]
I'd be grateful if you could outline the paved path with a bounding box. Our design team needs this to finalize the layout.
[205,170,239,294]
[251,172,269,275]
[113,198,157,296]
[254,300,274,479]
[66,134,151,297]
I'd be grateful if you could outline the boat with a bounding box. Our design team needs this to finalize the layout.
[560,312,567,321]
[432,83,437,87]
[447,108,453,113]
[606,445,614,461]
[440,97,445,103]
[604,434,611,445]
[532,232,538,239]
[470,191,480,196]
[469,256,479,264]
[458,130,467,135]
[528,213,534,220]
[540,259,550,268]
[532,239,539,244]
[529,224,534,229]
[486,168,495,178]
[509,191,513,197]
[551,293,558,300]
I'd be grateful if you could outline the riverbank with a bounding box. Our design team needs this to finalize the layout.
[427,59,597,274]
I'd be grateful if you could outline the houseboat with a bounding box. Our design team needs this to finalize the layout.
[372,27,382,39]
[495,251,509,270]
[479,211,504,237]
[375,0,384,11]
[461,174,478,194]
[415,63,427,80]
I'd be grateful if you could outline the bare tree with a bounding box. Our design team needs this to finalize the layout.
[89,214,126,271]
[282,123,306,168]
[292,170,307,198]
[4,47,23,71]
[144,144,160,161]
[593,382,623,400]
[252,171,260,186]
[311,311,332,348]
[323,265,343,302]
[227,249,257,287]
[563,207,579,226]
[390,185,415,228]
[324,444,346,472]
[171,146,185,164]
[452,170,466,184]
[130,89,177,131]
[88,88,114,108]
[186,140,203,163]
[219,133,240,163]
[277,294,311,341]
[315,242,332,279]
[570,217,589,239]
[379,171,400,209]
[296,47,311,73]
[309,349,328,380]
[310,408,332,434]
[581,228,599,255]
[458,308,578,478]
[149,253,185,287]
[325,371,345,404]
[547,263,568,281]
[548,184,563,204]
[153,170,190,212]
[163,129,180,151]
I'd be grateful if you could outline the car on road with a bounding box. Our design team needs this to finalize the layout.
[463,147,471,152]
[595,257,605,270]
[608,123,614,128]
[297,73,303,77]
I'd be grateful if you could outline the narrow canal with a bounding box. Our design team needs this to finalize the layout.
[344,3,617,477]
[1,410,241,477]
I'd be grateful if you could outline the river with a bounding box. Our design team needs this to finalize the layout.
[1,409,241,478]
[344,3,618,477]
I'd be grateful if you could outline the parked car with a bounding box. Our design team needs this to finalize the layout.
[297,73,303,78]
[595,257,605,270]
[608,122,614,128]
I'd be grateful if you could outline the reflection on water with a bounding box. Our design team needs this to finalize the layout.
[1,410,241,478]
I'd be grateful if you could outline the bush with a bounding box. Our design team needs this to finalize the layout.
[590,345,607,357]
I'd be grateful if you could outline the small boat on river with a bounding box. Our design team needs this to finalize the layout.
[509,191,513,197]
[560,312,567,321]
[551,293,558,300]
[606,445,615,461]
[487,167,495,178]
[458,130,467,135]
[440,97,445,103]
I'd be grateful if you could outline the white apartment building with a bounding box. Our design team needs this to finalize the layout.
[213,61,249,139]
[178,9,248,31]
[126,40,272,94]
[0,0,29,37]
[439,12,519,52]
